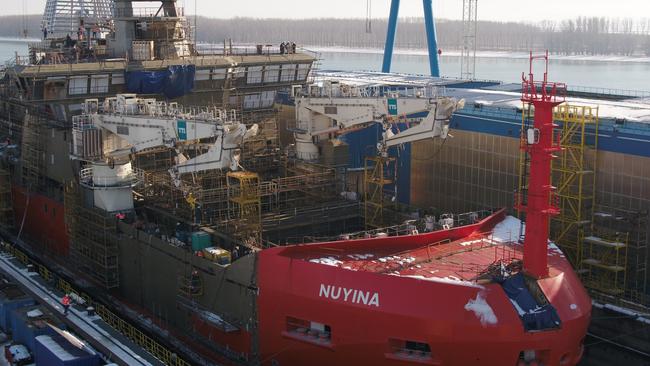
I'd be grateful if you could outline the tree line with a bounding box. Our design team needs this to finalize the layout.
[2,14,649,56]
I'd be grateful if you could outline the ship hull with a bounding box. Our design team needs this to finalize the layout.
[257,213,591,366]
[11,185,69,256]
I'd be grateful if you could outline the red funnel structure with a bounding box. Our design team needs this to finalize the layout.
[517,51,566,278]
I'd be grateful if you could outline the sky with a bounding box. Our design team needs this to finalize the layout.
[1,0,647,23]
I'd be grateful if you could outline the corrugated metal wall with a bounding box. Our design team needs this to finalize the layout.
[410,129,520,213]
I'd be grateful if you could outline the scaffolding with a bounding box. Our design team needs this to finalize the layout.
[588,207,648,303]
[227,171,262,248]
[551,104,599,267]
[581,228,628,296]
[64,181,120,289]
[42,0,114,39]
[0,169,14,229]
[364,156,396,229]
[178,268,203,299]
[20,113,46,191]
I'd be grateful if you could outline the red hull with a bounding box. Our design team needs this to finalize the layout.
[257,210,591,366]
[11,185,69,256]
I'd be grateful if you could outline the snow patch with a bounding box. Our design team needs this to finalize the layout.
[570,304,578,310]
[347,253,374,260]
[309,257,343,267]
[403,275,484,289]
[593,301,650,325]
[491,216,522,243]
[465,292,498,327]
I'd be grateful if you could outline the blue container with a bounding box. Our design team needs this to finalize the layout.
[34,334,100,366]
[0,285,35,332]
[10,305,62,352]
[191,231,212,251]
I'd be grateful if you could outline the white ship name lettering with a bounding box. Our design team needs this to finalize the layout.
[319,284,379,307]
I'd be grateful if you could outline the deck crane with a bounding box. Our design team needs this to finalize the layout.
[71,94,258,212]
[292,82,464,161]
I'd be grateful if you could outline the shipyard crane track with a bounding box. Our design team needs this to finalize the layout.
[0,246,155,366]
[586,332,650,359]
[0,231,214,366]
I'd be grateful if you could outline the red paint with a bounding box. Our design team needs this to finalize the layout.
[518,51,566,278]
[191,314,252,360]
[11,185,69,256]
[256,210,590,366]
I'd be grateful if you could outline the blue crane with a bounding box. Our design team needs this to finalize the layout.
[381,0,440,77]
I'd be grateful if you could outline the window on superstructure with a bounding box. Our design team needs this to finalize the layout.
[90,75,109,94]
[69,76,88,96]
[285,316,332,346]
[246,66,263,84]
[280,64,297,82]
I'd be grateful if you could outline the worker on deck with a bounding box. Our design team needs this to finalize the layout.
[62,294,71,315]
[280,42,285,55]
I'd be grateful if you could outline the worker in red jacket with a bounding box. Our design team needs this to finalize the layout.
[62,294,71,315]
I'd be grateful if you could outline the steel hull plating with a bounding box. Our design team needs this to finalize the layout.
[257,212,591,366]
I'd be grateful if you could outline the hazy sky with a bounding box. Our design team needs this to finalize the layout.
[2,0,647,22]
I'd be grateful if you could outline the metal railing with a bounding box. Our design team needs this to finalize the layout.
[80,166,143,188]
[1,243,192,366]
[115,6,185,18]
[96,96,239,124]
[297,82,445,100]
[568,85,650,99]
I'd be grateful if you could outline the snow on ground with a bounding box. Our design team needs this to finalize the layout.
[305,45,650,64]
[592,301,650,325]
[500,96,650,123]
[464,292,498,326]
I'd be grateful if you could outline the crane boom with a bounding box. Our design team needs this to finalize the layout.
[293,82,464,160]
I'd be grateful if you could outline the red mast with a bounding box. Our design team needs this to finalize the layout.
[517,51,566,279]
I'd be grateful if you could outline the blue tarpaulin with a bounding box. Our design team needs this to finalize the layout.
[125,65,195,99]
[500,273,562,331]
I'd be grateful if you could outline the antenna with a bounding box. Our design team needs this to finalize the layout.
[22,0,28,38]
[365,0,372,33]
[461,0,478,80]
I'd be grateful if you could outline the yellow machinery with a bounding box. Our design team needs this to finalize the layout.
[364,156,396,229]
[227,171,262,247]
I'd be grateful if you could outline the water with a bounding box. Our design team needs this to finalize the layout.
[1,38,648,92]
[317,50,650,92]
[0,38,31,64]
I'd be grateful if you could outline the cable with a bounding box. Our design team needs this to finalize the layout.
[16,186,30,242]
[411,134,448,161]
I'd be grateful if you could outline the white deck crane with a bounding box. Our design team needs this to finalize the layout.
[292,81,465,161]
[71,94,258,212]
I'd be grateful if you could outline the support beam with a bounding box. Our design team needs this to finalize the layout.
[382,0,440,77]
[382,0,401,73]
[422,0,441,77]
